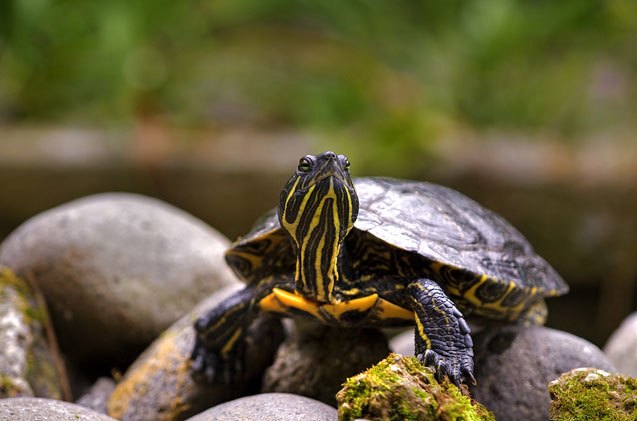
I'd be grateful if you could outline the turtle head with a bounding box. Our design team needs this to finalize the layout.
[278,151,359,302]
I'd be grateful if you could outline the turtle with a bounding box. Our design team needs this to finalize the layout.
[191,151,568,385]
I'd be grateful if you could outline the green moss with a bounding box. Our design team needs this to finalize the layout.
[24,306,47,323]
[0,267,32,297]
[549,368,637,421]
[0,374,13,390]
[0,267,64,399]
[0,374,26,398]
[337,353,493,421]
[0,267,32,317]
[0,267,50,326]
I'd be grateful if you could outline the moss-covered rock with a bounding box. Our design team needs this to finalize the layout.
[336,353,493,421]
[0,266,69,399]
[549,367,637,420]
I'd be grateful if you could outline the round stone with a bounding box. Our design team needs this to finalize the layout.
[468,325,617,421]
[0,397,117,420]
[389,328,414,357]
[184,393,337,421]
[261,323,391,407]
[107,285,285,421]
[75,377,116,415]
[604,312,637,377]
[0,193,237,365]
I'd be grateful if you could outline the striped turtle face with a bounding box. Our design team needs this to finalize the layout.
[278,151,359,303]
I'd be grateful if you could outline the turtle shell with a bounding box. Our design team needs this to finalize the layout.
[225,177,568,300]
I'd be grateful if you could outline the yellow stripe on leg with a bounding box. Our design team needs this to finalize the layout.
[220,328,243,358]
[414,313,432,350]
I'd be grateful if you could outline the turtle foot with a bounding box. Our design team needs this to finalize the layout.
[417,348,475,386]
[190,335,245,385]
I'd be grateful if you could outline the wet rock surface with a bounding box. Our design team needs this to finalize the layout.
[262,323,391,406]
[336,353,494,420]
[549,367,637,420]
[0,397,117,420]
[185,392,337,421]
[469,325,617,421]
[0,267,68,400]
[107,285,285,421]
[604,312,637,377]
[0,193,236,366]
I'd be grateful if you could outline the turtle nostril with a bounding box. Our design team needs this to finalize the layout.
[324,151,337,160]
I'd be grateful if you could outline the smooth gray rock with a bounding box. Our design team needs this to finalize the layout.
[469,325,616,421]
[107,285,285,421]
[0,193,237,365]
[604,312,637,377]
[75,377,116,414]
[185,393,337,421]
[388,328,415,357]
[262,323,390,407]
[0,397,117,420]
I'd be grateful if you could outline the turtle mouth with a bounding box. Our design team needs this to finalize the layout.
[309,158,349,188]
[315,171,347,186]
[293,170,349,201]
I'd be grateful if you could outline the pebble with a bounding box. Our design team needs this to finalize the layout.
[75,377,116,414]
[184,393,337,421]
[0,397,117,420]
[604,312,637,377]
[388,328,415,357]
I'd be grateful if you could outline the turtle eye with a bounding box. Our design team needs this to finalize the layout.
[339,155,351,171]
[298,157,313,173]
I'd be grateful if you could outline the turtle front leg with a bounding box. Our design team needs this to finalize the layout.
[191,285,260,384]
[407,278,476,385]
[192,275,294,384]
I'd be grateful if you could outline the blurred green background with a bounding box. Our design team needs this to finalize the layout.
[2,1,637,156]
[0,0,636,344]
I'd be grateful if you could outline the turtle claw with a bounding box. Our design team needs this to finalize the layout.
[190,336,246,385]
[463,367,477,386]
[190,338,220,383]
[417,348,475,386]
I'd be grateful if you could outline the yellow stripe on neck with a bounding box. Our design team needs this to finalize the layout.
[309,180,340,303]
